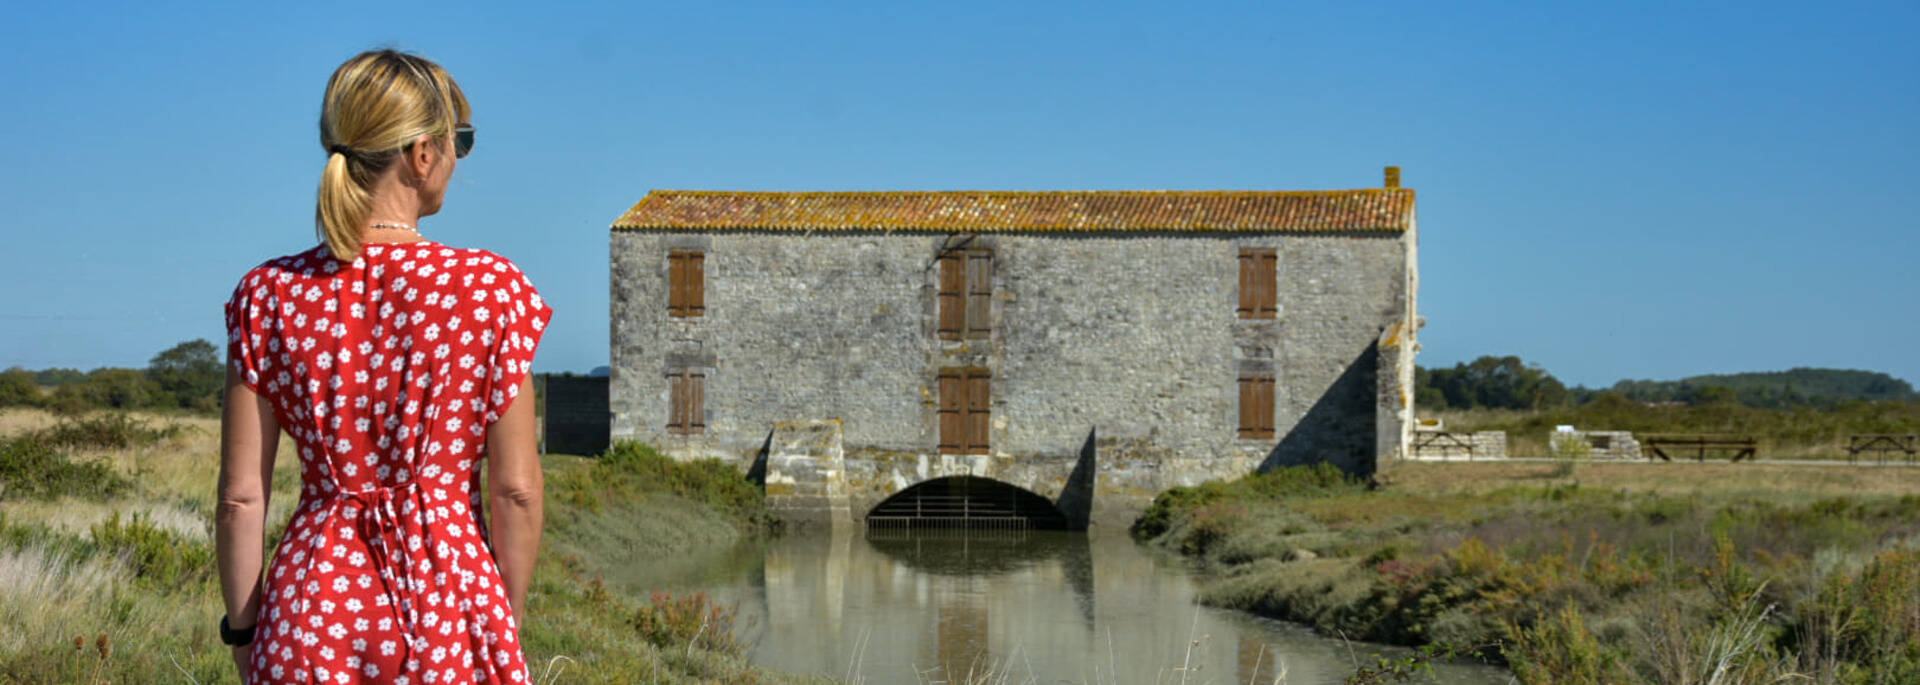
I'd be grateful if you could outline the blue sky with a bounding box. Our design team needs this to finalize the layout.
[2,1,1915,389]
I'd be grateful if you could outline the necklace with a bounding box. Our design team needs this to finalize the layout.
[368,221,420,236]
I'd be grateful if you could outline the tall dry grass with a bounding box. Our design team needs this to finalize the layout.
[0,408,280,681]
[1137,461,1920,684]
[0,409,814,683]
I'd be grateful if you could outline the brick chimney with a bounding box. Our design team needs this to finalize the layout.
[1384,166,1401,189]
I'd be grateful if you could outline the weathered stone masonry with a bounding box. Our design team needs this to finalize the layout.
[610,177,1419,527]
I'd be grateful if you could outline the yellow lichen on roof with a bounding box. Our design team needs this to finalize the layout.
[611,189,1414,233]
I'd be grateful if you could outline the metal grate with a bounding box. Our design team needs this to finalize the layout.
[865,476,1069,530]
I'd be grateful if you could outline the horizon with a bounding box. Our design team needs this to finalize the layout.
[12,348,1915,393]
[3,2,1915,388]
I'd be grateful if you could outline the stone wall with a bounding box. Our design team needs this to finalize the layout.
[1550,430,1643,460]
[611,229,1414,527]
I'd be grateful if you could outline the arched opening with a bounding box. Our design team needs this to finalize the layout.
[866,476,1071,530]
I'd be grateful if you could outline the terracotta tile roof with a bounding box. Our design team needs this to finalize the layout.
[612,189,1414,233]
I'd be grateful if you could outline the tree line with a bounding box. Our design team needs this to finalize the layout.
[1,340,224,414]
[5,343,1913,416]
[1416,356,1917,411]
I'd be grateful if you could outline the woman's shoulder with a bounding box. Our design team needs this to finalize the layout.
[372,242,528,275]
[445,244,530,276]
[424,244,543,297]
[227,245,335,302]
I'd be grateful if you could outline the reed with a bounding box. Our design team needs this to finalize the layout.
[0,409,809,683]
[1137,461,1920,683]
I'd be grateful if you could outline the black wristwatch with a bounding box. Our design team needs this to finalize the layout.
[219,615,256,647]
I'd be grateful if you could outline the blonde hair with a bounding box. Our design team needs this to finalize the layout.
[316,50,470,261]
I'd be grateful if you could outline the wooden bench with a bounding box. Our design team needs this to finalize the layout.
[1847,434,1918,464]
[1642,434,1758,462]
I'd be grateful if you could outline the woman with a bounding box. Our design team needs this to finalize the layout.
[216,49,550,684]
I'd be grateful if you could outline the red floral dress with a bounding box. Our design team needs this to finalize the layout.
[224,242,550,684]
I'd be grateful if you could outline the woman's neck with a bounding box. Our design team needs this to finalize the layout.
[359,172,428,244]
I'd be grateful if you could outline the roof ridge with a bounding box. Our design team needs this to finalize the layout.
[645,188,1399,196]
[614,188,1415,233]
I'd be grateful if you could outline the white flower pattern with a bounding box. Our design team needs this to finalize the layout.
[225,242,548,684]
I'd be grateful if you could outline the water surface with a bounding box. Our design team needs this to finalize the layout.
[608,530,1509,684]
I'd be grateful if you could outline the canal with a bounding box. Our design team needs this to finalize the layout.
[607,529,1511,684]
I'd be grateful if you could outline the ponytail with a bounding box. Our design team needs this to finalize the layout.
[317,150,371,261]
[313,49,470,262]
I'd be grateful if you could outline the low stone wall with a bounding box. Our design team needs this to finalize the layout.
[1470,431,1508,459]
[1549,430,1642,460]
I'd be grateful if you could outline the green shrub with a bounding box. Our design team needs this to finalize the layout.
[30,413,179,450]
[0,510,211,590]
[1131,482,1227,539]
[630,591,751,657]
[0,368,43,407]
[0,435,129,500]
[89,512,213,588]
[55,369,164,413]
[1505,604,1634,684]
[1133,463,1364,539]
[1795,546,1920,681]
[551,441,777,532]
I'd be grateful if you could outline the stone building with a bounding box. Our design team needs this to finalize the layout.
[608,168,1419,527]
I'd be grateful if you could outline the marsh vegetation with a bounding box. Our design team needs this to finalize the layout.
[0,410,807,684]
[1134,461,1920,683]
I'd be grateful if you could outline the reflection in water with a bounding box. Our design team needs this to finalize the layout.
[935,587,987,679]
[616,531,1507,684]
[865,528,1097,627]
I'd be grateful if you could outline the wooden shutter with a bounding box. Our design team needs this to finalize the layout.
[965,370,991,454]
[937,254,965,340]
[1237,251,1254,318]
[965,251,992,339]
[1259,377,1275,436]
[669,251,705,318]
[668,253,687,317]
[687,252,705,316]
[1256,251,1277,317]
[1239,374,1275,439]
[668,370,707,435]
[1237,375,1256,437]
[689,372,706,433]
[668,371,686,433]
[1238,248,1277,319]
[937,368,991,454]
[937,370,963,452]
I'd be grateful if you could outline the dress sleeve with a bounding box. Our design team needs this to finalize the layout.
[483,259,552,425]
[223,269,271,395]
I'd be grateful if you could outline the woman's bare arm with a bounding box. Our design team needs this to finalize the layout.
[486,374,543,619]
[216,366,279,669]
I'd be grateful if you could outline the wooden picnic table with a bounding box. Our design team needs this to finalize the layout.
[1847,434,1918,464]
[1413,431,1477,460]
[1642,434,1758,462]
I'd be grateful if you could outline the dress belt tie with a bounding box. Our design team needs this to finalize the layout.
[293,480,427,676]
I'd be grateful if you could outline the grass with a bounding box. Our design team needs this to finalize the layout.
[1433,397,1920,460]
[0,408,814,683]
[1134,461,1920,684]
